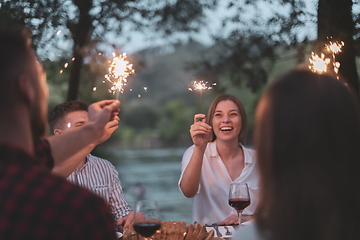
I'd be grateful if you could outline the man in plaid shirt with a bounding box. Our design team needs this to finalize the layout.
[0,25,120,239]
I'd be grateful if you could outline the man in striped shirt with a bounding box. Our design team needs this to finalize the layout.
[49,100,134,229]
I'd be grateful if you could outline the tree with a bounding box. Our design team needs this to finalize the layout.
[2,0,359,98]
[0,0,219,100]
[158,99,193,144]
[188,0,360,97]
[182,1,309,94]
[317,0,359,95]
[0,0,65,50]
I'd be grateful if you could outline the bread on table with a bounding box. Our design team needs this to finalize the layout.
[122,221,225,240]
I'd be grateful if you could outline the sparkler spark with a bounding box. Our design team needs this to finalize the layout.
[309,41,345,79]
[104,52,135,99]
[188,80,213,92]
[325,41,344,56]
[309,53,330,74]
[188,80,215,114]
[309,40,344,79]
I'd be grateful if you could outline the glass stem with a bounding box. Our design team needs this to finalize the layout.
[238,211,242,226]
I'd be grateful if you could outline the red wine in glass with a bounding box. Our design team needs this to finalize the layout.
[228,182,251,225]
[229,198,250,212]
[133,200,161,240]
[133,222,161,238]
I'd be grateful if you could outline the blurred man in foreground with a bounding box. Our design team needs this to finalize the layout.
[0,25,119,239]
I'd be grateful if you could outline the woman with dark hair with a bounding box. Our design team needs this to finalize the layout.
[232,69,360,240]
[179,94,259,226]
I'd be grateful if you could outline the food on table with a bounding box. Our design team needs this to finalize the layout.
[122,221,223,240]
[155,221,186,240]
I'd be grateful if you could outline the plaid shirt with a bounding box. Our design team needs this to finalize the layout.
[0,139,117,240]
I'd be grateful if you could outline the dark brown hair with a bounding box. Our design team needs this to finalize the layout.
[206,94,247,144]
[48,100,89,133]
[254,69,360,240]
[0,25,33,110]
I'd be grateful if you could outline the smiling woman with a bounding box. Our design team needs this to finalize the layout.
[178,94,260,226]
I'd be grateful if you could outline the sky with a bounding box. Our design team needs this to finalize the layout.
[43,0,318,60]
[115,4,228,54]
[119,0,318,54]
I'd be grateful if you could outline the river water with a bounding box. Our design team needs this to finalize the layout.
[109,147,193,224]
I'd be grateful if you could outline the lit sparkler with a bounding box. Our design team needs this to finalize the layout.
[309,53,330,74]
[326,41,344,56]
[104,52,135,99]
[309,40,344,79]
[188,80,215,114]
[326,41,344,76]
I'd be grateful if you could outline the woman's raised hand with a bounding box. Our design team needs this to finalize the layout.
[189,114,212,148]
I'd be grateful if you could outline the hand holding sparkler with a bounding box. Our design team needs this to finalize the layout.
[189,114,212,149]
[87,99,121,142]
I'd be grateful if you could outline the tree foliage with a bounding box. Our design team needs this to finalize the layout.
[190,0,359,96]
[186,1,308,93]
[0,0,219,100]
[158,99,193,144]
[317,0,359,95]
[1,0,359,99]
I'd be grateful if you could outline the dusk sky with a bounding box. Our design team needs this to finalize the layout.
[120,0,318,54]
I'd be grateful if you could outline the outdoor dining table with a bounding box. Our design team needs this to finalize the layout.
[119,215,254,240]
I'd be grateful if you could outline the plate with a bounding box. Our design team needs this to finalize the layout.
[116,231,123,239]
[206,226,235,239]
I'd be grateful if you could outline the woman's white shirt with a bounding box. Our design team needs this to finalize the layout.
[178,141,260,225]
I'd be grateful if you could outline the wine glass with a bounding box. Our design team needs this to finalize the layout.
[228,182,251,226]
[133,200,161,240]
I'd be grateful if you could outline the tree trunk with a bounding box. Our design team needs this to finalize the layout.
[317,0,359,97]
[67,0,93,101]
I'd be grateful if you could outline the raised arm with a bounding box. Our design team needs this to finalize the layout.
[48,100,120,177]
[51,116,119,177]
[179,114,212,198]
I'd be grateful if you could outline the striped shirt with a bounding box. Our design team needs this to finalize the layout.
[67,154,131,222]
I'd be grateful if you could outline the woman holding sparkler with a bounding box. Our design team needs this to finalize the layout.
[178,94,259,226]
